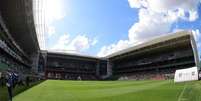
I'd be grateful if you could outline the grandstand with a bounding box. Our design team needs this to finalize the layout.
[0,0,40,76]
[42,51,107,80]
[107,31,199,80]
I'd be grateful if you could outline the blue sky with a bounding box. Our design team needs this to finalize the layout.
[40,0,201,57]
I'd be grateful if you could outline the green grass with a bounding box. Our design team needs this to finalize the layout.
[0,81,43,101]
[13,80,201,101]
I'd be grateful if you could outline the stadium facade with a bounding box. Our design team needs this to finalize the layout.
[106,31,199,80]
[0,0,40,78]
[40,51,107,80]
[0,0,199,80]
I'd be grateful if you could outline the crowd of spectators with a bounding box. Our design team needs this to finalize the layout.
[118,69,175,80]
[47,72,97,80]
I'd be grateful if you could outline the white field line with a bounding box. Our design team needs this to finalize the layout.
[177,83,187,101]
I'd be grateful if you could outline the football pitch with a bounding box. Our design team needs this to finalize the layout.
[13,80,201,101]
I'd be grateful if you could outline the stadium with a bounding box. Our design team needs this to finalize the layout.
[42,31,199,81]
[0,0,201,101]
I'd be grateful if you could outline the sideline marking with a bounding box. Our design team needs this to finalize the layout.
[177,83,187,101]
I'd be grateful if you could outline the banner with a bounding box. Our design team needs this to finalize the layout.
[174,67,198,83]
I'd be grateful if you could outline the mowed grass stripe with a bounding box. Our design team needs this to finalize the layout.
[14,80,165,101]
[45,80,158,90]
[14,80,197,101]
[94,81,185,101]
[72,80,169,98]
[179,81,201,101]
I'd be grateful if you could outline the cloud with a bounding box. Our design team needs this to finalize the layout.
[91,38,98,46]
[51,34,70,50]
[128,8,173,43]
[128,0,200,21]
[97,40,133,57]
[128,0,200,13]
[50,34,97,54]
[68,35,91,51]
[97,0,201,57]
[189,10,199,21]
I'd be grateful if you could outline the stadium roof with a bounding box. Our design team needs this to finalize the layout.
[0,0,40,55]
[46,30,196,60]
[106,30,194,58]
[47,50,104,60]
[33,0,46,50]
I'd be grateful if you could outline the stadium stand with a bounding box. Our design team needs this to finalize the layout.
[0,0,41,86]
[107,31,199,80]
[43,52,104,80]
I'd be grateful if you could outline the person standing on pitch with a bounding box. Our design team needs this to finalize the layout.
[6,70,13,101]
[0,72,3,87]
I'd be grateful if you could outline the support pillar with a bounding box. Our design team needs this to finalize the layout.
[107,59,113,77]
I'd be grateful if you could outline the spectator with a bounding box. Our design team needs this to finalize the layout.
[0,72,3,87]
[6,70,13,101]
[12,72,18,88]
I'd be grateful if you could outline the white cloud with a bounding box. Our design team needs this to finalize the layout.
[97,0,201,57]
[128,0,200,13]
[91,38,98,46]
[51,34,70,50]
[128,0,148,8]
[128,0,200,22]
[50,34,97,54]
[68,35,91,51]
[149,0,199,12]
[189,10,199,21]
[98,40,133,57]
[128,8,173,43]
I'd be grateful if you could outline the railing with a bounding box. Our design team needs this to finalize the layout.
[115,49,193,69]
[114,60,194,73]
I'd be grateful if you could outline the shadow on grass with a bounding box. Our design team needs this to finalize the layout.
[0,80,45,101]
